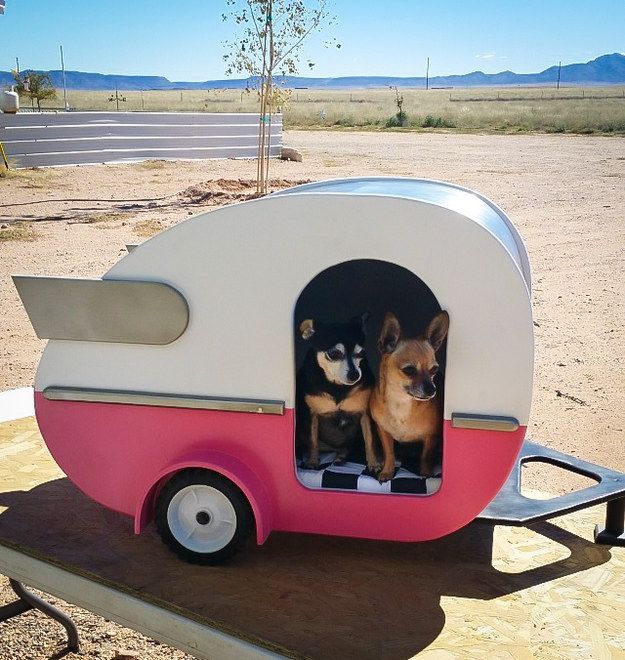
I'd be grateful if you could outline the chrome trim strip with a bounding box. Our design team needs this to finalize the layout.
[451,413,519,433]
[43,387,285,416]
[12,276,189,345]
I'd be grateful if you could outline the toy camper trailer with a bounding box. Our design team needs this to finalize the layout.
[14,177,625,564]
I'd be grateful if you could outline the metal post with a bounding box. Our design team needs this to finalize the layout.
[60,45,68,110]
[556,61,561,90]
[15,56,19,74]
[595,496,625,546]
[425,57,430,90]
[604,497,624,536]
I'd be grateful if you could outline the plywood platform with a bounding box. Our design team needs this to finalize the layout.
[0,418,623,659]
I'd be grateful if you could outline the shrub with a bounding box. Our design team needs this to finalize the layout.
[334,117,355,127]
[597,119,625,133]
[386,110,408,128]
[422,115,456,128]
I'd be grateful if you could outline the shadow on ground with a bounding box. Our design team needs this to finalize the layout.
[0,478,613,659]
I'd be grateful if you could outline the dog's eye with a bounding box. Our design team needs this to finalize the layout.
[326,348,344,361]
[401,365,417,377]
[429,365,439,376]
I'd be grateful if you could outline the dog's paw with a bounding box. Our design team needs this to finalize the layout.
[378,469,394,483]
[304,459,320,470]
[333,457,346,466]
[366,461,382,475]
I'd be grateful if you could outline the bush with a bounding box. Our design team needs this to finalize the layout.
[422,115,455,128]
[385,110,408,128]
[597,119,625,133]
[334,117,355,127]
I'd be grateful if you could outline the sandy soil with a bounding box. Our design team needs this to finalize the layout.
[0,130,624,658]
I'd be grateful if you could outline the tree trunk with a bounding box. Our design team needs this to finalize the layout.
[256,86,264,195]
[262,0,275,196]
[254,0,275,196]
[263,75,273,194]
[257,81,269,195]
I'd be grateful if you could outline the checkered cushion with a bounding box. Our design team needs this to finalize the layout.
[297,452,442,495]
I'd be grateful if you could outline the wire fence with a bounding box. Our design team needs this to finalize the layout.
[449,90,625,103]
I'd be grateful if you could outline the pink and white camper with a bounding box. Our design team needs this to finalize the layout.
[15,177,536,564]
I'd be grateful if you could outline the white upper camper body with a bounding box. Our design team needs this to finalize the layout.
[27,177,533,426]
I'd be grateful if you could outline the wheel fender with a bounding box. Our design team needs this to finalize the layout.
[134,450,273,545]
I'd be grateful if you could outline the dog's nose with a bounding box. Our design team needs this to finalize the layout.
[422,382,436,397]
[346,370,360,384]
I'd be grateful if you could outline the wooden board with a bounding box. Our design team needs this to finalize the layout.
[0,417,624,659]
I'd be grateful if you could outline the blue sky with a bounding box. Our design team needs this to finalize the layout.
[0,1,623,80]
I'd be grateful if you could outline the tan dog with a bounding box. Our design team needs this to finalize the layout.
[368,311,449,482]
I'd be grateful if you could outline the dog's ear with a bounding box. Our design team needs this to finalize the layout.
[378,312,401,354]
[351,311,370,331]
[300,319,315,340]
[425,311,449,352]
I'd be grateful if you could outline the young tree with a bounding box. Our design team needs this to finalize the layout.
[223,0,338,194]
[12,71,57,111]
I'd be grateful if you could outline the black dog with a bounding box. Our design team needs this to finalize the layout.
[296,314,375,469]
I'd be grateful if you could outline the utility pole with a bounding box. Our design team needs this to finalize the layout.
[15,56,19,74]
[556,61,562,90]
[60,45,68,110]
[426,56,430,90]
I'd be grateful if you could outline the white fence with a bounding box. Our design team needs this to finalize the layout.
[0,112,282,168]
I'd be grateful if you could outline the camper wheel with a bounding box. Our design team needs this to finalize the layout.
[155,469,252,565]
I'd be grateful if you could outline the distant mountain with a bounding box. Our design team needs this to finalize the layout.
[1,53,624,91]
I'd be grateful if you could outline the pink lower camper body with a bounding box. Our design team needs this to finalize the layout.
[35,392,526,544]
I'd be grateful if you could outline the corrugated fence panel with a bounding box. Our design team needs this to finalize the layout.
[0,112,278,126]
[6,147,281,168]
[7,136,280,155]
[2,124,275,140]
[0,112,282,168]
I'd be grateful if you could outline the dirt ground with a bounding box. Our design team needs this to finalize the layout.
[0,130,624,658]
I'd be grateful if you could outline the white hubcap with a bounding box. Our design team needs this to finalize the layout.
[167,485,237,553]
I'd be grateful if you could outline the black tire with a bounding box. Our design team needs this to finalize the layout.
[155,469,253,565]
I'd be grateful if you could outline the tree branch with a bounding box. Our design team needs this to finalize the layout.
[247,0,264,49]
[272,13,323,71]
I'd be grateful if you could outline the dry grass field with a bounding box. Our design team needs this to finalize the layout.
[30,86,625,134]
